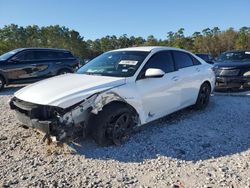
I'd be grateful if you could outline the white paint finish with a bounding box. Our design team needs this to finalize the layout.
[111,46,190,53]
[135,72,181,122]
[14,46,215,126]
[14,73,125,108]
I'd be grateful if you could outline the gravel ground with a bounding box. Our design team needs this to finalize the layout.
[0,86,250,188]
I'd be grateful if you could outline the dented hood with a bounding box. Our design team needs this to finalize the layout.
[14,73,126,108]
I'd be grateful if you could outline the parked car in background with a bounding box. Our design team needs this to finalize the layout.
[195,53,215,64]
[214,50,250,90]
[10,46,215,146]
[216,50,250,63]
[0,48,80,91]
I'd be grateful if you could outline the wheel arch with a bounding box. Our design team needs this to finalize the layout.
[105,100,139,117]
[202,80,212,91]
[90,91,142,126]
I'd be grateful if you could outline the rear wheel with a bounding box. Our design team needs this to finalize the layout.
[194,82,211,110]
[91,103,134,146]
[0,76,5,91]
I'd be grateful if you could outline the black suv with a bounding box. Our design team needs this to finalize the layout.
[214,50,250,90]
[0,48,80,91]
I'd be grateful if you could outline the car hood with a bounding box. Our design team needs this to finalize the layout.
[14,73,126,108]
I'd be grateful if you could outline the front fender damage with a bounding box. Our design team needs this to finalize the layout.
[54,91,136,142]
[11,91,138,143]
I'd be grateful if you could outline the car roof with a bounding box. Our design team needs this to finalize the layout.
[15,47,69,52]
[110,46,188,53]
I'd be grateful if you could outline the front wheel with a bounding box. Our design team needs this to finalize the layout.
[91,103,134,146]
[194,82,211,110]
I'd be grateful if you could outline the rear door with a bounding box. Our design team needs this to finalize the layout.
[135,50,182,122]
[172,51,203,107]
[55,51,78,71]
[33,50,57,79]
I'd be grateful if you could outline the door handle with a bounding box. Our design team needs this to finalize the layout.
[171,76,179,81]
[196,67,200,72]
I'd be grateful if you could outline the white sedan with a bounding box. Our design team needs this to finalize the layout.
[10,46,215,145]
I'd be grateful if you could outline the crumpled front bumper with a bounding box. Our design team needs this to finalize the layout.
[9,97,91,142]
[14,110,51,135]
[9,98,59,142]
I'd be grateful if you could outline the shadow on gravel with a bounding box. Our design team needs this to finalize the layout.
[0,85,25,96]
[72,95,250,163]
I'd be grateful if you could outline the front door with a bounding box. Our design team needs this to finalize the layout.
[5,50,38,82]
[135,51,181,122]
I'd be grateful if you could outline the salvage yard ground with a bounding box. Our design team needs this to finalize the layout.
[0,86,250,187]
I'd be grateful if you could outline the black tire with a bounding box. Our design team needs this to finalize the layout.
[91,103,134,146]
[194,82,211,110]
[57,69,72,75]
[0,76,5,91]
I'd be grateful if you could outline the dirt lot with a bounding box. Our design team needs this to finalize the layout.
[0,86,250,188]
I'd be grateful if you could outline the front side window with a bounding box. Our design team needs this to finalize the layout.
[77,51,149,77]
[173,51,194,69]
[15,51,36,61]
[139,51,175,75]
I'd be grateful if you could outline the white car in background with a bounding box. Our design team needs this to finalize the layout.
[10,46,215,145]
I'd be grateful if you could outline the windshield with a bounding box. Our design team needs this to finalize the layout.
[218,51,250,62]
[0,49,23,61]
[77,51,149,77]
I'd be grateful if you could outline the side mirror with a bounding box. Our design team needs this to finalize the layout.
[145,68,165,78]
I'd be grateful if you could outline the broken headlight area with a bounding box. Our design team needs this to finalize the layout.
[9,96,95,143]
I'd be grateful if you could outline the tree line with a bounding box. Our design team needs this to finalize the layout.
[0,24,249,60]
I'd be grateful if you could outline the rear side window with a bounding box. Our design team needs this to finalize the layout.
[173,51,194,69]
[35,51,56,60]
[142,51,175,73]
[55,51,73,58]
[191,55,202,65]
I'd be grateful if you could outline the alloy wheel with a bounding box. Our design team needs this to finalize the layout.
[108,112,131,145]
[199,85,210,106]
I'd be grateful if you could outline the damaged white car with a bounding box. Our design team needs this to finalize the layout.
[10,46,215,145]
